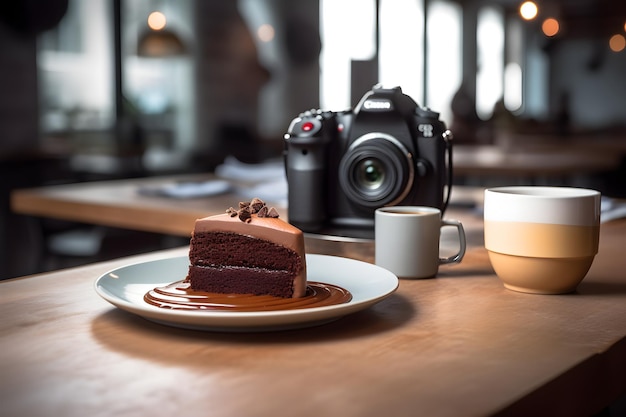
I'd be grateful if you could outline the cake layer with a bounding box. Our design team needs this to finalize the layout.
[188,265,295,298]
[189,231,302,273]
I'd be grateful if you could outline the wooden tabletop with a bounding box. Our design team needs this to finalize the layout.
[10,174,225,237]
[10,174,486,239]
[3,182,626,416]
[453,145,622,178]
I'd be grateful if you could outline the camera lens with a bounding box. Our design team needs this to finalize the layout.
[339,133,414,209]
[356,158,385,189]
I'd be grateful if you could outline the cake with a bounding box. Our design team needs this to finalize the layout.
[187,198,307,298]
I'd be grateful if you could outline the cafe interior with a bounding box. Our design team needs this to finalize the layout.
[1,0,626,415]
[1,0,625,280]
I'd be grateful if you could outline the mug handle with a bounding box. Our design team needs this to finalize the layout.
[439,219,466,265]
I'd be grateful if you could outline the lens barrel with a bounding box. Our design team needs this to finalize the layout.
[338,133,414,208]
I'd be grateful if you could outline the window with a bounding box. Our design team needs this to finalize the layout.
[38,0,114,136]
[476,5,505,120]
[320,0,377,110]
[38,0,194,152]
[379,0,424,104]
[426,0,462,124]
[321,0,461,125]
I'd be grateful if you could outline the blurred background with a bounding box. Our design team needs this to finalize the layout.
[1,0,625,278]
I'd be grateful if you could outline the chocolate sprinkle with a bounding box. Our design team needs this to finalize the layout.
[239,209,252,223]
[228,198,279,222]
[250,197,265,213]
[257,206,268,217]
[266,207,279,218]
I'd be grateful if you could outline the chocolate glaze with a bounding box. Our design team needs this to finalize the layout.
[144,281,352,311]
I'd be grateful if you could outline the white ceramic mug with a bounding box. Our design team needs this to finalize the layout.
[484,186,601,294]
[375,206,466,278]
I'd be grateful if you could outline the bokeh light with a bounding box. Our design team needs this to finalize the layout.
[609,34,626,52]
[519,1,538,20]
[257,24,275,42]
[148,11,167,30]
[542,18,559,37]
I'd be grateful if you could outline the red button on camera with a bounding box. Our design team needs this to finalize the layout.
[302,122,314,132]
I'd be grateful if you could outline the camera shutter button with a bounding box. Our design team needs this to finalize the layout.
[302,122,314,132]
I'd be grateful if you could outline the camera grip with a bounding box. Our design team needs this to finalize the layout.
[287,168,326,230]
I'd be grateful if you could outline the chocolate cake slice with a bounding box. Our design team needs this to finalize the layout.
[187,199,306,298]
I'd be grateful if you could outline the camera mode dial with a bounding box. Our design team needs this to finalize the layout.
[286,109,336,140]
[414,107,440,119]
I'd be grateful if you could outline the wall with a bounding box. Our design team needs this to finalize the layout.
[550,38,626,130]
[0,18,39,152]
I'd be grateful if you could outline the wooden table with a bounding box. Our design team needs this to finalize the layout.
[453,145,622,179]
[10,174,227,237]
[9,175,482,258]
[4,177,626,416]
[10,174,485,238]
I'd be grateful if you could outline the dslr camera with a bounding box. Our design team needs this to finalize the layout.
[284,85,452,235]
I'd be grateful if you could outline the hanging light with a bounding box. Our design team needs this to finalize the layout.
[137,11,187,57]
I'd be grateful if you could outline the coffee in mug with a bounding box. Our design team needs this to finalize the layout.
[375,206,466,278]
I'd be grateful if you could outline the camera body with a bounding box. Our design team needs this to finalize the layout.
[284,85,451,233]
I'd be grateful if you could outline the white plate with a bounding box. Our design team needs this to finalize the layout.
[94,254,398,332]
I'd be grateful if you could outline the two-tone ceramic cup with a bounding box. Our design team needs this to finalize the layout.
[484,186,601,294]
